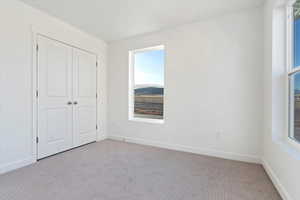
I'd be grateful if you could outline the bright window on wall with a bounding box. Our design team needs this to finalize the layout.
[288,0,300,143]
[129,46,165,123]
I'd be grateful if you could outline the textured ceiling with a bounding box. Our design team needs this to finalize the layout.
[19,0,264,42]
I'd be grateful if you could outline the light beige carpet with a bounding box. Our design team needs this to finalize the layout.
[0,140,281,200]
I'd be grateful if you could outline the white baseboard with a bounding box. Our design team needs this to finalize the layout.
[108,135,261,164]
[97,134,107,142]
[0,135,106,175]
[262,159,293,200]
[0,157,36,175]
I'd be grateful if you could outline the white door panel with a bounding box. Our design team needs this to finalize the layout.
[77,55,95,97]
[37,36,73,159]
[78,106,96,133]
[73,49,97,147]
[46,44,69,97]
[37,36,97,158]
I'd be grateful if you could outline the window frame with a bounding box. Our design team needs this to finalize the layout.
[287,0,300,148]
[128,45,165,124]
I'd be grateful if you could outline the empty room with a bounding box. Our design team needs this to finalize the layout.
[0,0,299,199]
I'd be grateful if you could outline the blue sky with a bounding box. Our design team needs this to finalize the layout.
[295,19,300,67]
[294,19,300,90]
[134,49,164,86]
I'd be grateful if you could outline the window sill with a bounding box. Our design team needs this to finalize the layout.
[129,117,164,124]
[274,136,300,161]
[286,137,300,153]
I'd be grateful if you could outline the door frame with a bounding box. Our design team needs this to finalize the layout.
[31,26,99,161]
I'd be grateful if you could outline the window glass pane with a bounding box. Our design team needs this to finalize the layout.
[133,49,164,120]
[290,72,300,142]
[294,0,300,68]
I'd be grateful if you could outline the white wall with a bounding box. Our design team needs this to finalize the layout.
[108,7,264,163]
[0,0,107,174]
[263,0,300,199]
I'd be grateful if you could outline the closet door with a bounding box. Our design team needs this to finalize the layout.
[72,48,97,147]
[37,36,73,159]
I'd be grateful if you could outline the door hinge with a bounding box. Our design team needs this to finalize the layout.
[36,90,39,98]
[96,93,98,98]
[36,44,39,51]
[36,137,39,143]
[96,61,98,67]
[96,125,98,130]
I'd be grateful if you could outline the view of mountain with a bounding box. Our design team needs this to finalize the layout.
[295,89,300,94]
[135,87,164,95]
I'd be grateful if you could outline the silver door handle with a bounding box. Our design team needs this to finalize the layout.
[67,102,72,105]
[73,101,78,105]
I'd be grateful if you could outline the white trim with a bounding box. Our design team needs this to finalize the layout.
[0,157,36,175]
[96,57,99,143]
[31,26,98,56]
[96,134,107,142]
[287,1,294,142]
[129,118,164,124]
[31,27,38,162]
[128,45,165,123]
[108,135,261,164]
[288,67,300,75]
[128,49,135,120]
[262,159,294,200]
[288,73,294,140]
[286,1,294,74]
[129,45,164,54]
[286,135,300,151]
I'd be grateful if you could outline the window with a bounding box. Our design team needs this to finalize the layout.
[129,46,165,123]
[288,0,300,143]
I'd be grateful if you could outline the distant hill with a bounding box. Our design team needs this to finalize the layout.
[135,87,164,95]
